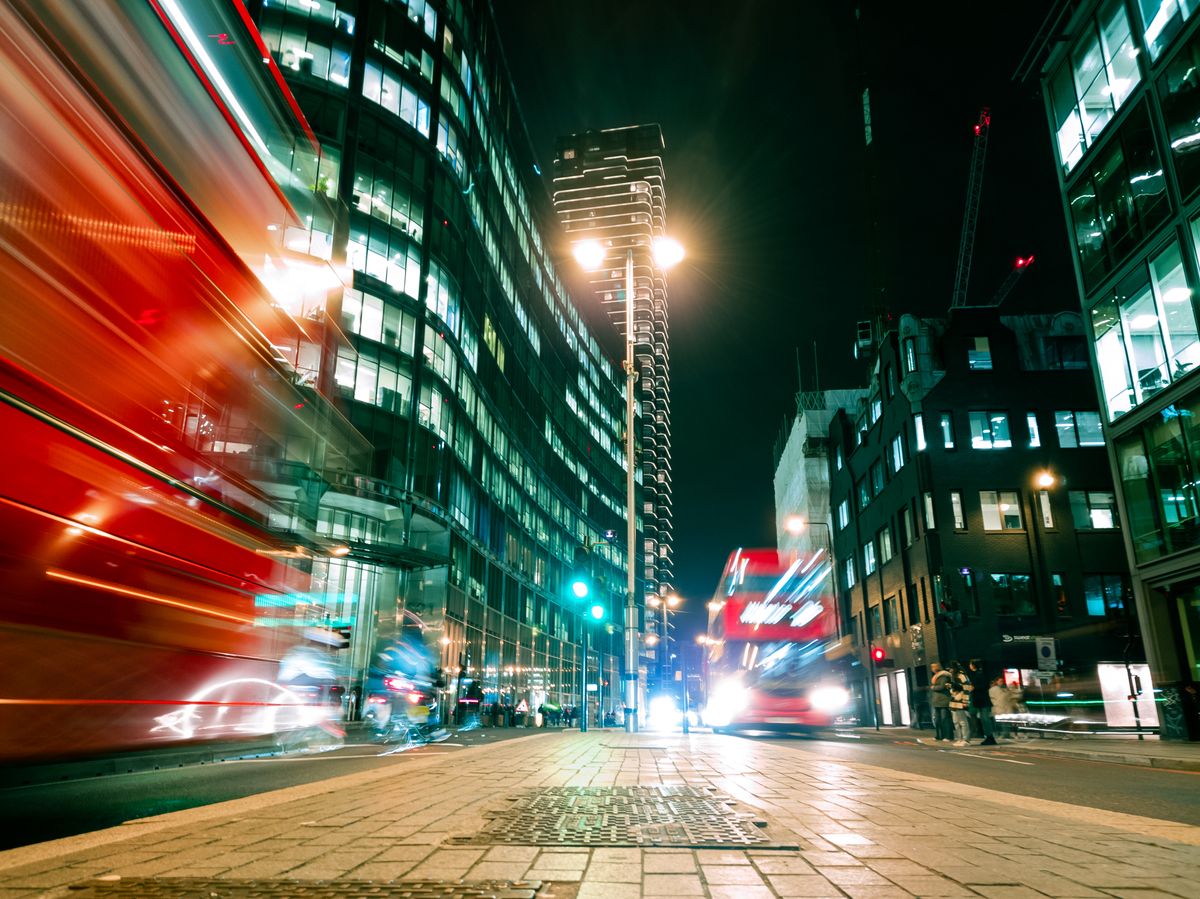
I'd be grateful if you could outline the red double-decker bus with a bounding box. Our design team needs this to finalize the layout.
[702,548,851,732]
[0,1,346,763]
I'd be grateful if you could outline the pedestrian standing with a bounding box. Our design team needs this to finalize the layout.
[948,662,973,746]
[968,659,996,745]
[929,662,953,742]
[989,675,1018,740]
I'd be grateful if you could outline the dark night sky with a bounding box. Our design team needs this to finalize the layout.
[494,1,1074,634]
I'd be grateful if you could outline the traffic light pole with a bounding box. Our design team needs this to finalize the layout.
[579,623,589,733]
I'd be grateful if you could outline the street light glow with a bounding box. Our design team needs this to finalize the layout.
[1035,470,1056,489]
[666,594,682,608]
[573,239,606,271]
[653,236,685,269]
[784,515,806,535]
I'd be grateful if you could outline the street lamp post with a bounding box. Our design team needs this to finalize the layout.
[574,236,684,733]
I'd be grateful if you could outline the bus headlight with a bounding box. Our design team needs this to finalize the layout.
[809,685,850,712]
[705,679,748,728]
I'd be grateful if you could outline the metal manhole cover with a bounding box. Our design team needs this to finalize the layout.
[66,878,543,898]
[450,785,794,848]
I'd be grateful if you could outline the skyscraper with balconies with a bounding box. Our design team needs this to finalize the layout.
[552,126,674,647]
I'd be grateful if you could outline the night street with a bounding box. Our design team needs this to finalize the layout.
[7,0,1200,895]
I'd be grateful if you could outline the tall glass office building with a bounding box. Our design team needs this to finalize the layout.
[1026,0,1200,738]
[247,0,638,723]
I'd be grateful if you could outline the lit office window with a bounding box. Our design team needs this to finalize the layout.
[940,413,955,449]
[879,525,894,564]
[1038,490,1055,528]
[1027,412,1041,448]
[871,460,885,496]
[1056,411,1105,447]
[967,337,993,370]
[923,492,936,529]
[890,434,905,473]
[1138,0,1197,61]
[915,414,926,451]
[1070,490,1120,528]
[863,540,877,576]
[837,499,850,530]
[1048,0,1140,172]
[1092,241,1200,421]
[951,491,966,529]
[844,557,857,590]
[980,490,1022,530]
[969,411,1012,449]
[1084,574,1130,616]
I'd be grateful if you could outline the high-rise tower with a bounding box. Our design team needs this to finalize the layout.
[553,126,674,643]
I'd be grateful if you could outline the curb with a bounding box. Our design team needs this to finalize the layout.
[1010,745,1200,772]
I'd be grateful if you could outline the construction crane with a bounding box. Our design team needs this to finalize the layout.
[950,107,991,309]
[988,255,1036,307]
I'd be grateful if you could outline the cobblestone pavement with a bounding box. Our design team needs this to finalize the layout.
[1,731,1198,898]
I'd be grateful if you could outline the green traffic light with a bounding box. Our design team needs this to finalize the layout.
[589,602,605,620]
[571,580,590,599]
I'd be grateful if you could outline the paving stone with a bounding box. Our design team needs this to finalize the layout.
[641,873,705,895]
[766,874,845,897]
[584,862,640,883]
[888,875,978,896]
[707,886,777,899]
[817,865,892,885]
[700,864,767,885]
[643,854,697,873]
[577,883,641,899]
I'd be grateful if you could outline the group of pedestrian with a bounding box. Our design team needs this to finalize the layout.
[929,659,1023,746]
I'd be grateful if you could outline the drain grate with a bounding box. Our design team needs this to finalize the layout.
[450,785,791,848]
[66,878,542,898]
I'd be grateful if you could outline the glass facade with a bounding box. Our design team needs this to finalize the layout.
[1068,103,1169,291]
[1050,0,1141,172]
[1091,241,1200,418]
[254,0,637,722]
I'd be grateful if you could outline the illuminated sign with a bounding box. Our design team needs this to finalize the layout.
[738,599,822,629]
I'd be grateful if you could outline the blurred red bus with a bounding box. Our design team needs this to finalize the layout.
[0,1,339,762]
[702,548,851,732]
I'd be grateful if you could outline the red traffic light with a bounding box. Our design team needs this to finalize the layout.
[870,646,886,662]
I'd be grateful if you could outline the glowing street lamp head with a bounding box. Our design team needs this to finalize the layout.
[573,239,606,272]
[652,236,685,270]
[666,594,682,608]
[1035,470,1056,489]
[784,515,806,535]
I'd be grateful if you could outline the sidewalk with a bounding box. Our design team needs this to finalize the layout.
[883,726,1200,772]
[0,729,1197,898]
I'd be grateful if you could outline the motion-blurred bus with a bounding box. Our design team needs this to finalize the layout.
[702,548,850,732]
[0,0,353,763]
